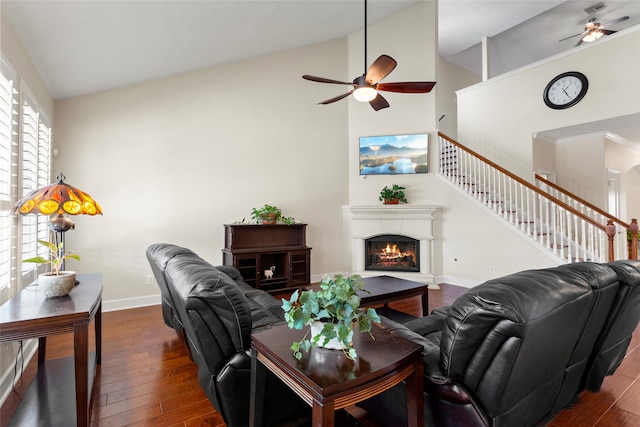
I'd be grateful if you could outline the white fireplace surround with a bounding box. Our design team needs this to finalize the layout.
[347,205,440,286]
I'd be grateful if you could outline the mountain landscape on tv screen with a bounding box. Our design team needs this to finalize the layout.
[360,143,428,175]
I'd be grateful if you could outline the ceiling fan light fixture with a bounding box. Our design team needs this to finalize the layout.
[582,30,604,42]
[353,86,378,102]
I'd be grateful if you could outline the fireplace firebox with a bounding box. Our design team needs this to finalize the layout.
[365,234,420,272]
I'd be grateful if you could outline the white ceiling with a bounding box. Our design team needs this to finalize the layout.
[2,0,639,143]
[2,0,574,100]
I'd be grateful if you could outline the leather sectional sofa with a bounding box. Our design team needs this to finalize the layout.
[359,260,640,427]
[147,242,639,427]
[146,243,308,427]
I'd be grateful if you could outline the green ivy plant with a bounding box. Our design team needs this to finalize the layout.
[250,204,296,224]
[378,184,408,204]
[281,274,380,360]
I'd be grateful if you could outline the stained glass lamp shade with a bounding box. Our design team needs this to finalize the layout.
[13,174,102,232]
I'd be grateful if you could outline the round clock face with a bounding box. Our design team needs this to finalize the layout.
[543,72,589,110]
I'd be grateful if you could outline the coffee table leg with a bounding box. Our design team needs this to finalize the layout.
[422,289,429,316]
[312,400,334,427]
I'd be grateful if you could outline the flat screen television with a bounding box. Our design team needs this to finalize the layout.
[359,133,429,175]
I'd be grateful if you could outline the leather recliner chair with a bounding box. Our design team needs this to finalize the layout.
[146,243,308,427]
[360,262,627,427]
[583,259,640,391]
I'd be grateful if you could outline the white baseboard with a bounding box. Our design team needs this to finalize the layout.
[102,294,162,312]
[435,275,480,289]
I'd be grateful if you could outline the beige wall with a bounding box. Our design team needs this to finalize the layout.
[9,3,635,306]
[555,134,606,206]
[437,58,481,139]
[348,1,438,207]
[54,39,350,305]
[457,28,640,180]
[605,137,640,221]
[1,12,53,118]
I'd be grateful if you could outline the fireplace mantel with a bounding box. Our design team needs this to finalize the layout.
[347,205,440,284]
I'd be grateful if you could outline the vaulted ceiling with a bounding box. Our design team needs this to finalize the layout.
[2,1,639,143]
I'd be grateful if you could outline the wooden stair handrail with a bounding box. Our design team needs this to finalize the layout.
[438,132,606,232]
[535,173,630,229]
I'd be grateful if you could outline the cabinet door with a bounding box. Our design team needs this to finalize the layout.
[234,255,258,288]
[289,250,310,288]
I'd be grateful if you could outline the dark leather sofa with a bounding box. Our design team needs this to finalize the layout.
[146,243,308,427]
[359,260,640,427]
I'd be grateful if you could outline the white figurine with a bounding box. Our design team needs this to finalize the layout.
[263,266,275,279]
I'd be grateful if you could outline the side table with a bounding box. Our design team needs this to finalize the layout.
[250,321,424,427]
[0,273,103,427]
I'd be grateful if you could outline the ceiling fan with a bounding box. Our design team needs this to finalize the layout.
[302,0,436,111]
[559,15,629,46]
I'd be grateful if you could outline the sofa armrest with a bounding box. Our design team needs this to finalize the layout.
[214,264,245,283]
[380,316,446,378]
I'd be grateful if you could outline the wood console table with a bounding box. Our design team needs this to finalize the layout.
[0,273,103,427]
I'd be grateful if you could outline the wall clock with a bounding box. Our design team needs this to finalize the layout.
[543,71,589,110]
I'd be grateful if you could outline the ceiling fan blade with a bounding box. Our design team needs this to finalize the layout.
[603,16,629,26]
[600,29,617,36]
[365,55,397,85]
[369,93,389,111]
[378,82,436,93]
[558,32,583,42]
[318,91,353,105]
[302,75,354,86]
[575,38,584,47]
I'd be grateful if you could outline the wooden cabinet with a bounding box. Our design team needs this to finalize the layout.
[222,224,311,293]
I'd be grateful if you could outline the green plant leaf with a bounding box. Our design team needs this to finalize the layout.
[22,256,50,264]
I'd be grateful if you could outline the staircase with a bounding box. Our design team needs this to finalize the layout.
[437,132,639,263]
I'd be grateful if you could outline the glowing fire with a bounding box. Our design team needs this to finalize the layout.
[377,243,412,262]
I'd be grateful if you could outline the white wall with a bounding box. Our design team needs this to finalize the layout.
[605,137,640,221]
[53,39,350,306]
[457,28,640,180]
[348,1,438,207]
[437,58,480,139]
[555,134,606,206]
[0,12,53,116]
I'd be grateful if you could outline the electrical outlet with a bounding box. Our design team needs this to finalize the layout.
[147,275,155,285]
[489,266,496,274]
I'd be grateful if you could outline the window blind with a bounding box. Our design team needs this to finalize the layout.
[0,56,18,297]
[0,54,52,301]
[19,88,51,276]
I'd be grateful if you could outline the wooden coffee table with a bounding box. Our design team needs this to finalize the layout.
[359,275,429,316]
[249,321,424,427]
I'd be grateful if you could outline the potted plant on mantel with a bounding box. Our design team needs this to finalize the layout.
[250,204,296,225]
[281,274,380,360]
[379,184,408,205]
[23,240,80,298]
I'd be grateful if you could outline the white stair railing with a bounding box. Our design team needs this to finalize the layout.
[437,133,620,262]
[534,174,635,261]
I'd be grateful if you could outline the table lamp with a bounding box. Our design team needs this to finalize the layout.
[13,173,102,268]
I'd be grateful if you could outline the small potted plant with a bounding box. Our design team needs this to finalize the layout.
[379,184,407,205]
[23,240,80,298]
[250,204,296,224]
[281,274,380,360]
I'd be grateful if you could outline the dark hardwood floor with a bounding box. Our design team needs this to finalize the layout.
[1,283,639,426]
